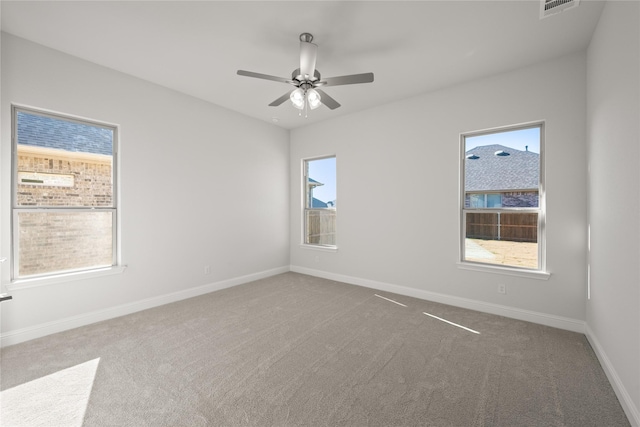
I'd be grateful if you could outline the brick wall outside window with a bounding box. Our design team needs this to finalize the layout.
[16,150,113,276]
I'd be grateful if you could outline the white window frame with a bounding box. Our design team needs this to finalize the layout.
[301,155,337,250]
[10,105,122,286]
[459,122,549,279]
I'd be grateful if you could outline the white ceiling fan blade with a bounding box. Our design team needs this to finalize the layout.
[299,41,317,79]
[237,70,295,85]
[315,89,341,110]
[268,91,294,107]
[320,72,374,87]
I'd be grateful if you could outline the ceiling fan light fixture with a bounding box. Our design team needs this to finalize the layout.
[307,89,322,110]
[290,88,305,109]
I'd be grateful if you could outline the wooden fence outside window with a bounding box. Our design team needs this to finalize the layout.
[305,209,336,246]
[466,212,537,243]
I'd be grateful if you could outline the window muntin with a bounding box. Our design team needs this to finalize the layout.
[461,124,544,270]
[12,106,118,279]
[303,156,336,247]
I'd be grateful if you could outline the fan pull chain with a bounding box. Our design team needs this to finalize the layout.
[304,93,309,118]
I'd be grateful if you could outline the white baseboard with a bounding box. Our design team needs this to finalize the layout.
[290,265,586,333]
[585,325,640,427]
[0,266,289,347]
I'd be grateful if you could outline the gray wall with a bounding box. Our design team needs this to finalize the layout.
[586,1,640,422]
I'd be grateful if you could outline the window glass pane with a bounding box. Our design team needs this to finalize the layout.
[304,209,336,245]
[304,157,336,246]
[486,194,502,208]
[16,111,114,207]
[306,157,336,209]
[16,211,113,277]
[468,194,485,208]
[465,212,538,269]
[462,124,543,270]
[465,127,540,208]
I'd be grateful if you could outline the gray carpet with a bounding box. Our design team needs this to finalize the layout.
[0,272,630,426]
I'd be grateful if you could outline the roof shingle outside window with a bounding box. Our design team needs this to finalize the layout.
[465,144,539,192]
[17,111,113,156]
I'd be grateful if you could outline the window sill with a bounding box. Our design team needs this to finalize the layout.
[457,262,550,280]
[6,265,127,291]
[299,244,338,253]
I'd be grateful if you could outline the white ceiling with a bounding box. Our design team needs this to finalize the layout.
[1,1,604,130]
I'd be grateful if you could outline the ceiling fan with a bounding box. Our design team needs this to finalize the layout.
[237,33,374,115]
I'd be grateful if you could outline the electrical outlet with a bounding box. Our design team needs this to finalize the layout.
[204,265,211,275]
[498,284,506,294]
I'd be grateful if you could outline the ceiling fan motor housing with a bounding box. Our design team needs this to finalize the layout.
[292,69,322,88]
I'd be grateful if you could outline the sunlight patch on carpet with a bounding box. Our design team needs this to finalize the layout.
[423,312,480,334]
[0,358,100,427]
[374,294,408,307]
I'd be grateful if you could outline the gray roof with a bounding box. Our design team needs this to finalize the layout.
[465,144,539,192]
[17,111,113,156]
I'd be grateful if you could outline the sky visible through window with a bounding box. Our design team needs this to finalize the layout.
[308,157,336,205]
[466,127,540,153]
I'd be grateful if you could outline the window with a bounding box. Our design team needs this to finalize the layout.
[461,123,544,270]
[303,156,336,247]
[12,106,118,279]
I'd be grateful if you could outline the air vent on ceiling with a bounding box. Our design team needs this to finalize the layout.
[540,0,580,19]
